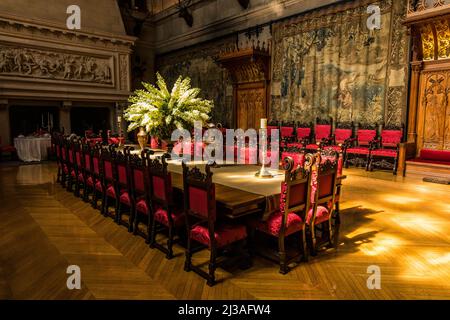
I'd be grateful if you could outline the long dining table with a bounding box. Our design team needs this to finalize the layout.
[128,147,346,221]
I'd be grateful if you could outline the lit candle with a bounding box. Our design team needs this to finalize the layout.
[261,118,267,129]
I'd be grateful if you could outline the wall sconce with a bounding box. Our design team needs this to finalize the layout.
[177,0,193,27]
[238,0,250,9]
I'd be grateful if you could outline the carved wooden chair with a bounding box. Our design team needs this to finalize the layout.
[307,149,339,256]
[250,156,313,274]
[98,145,117,218]
[130,150,153,241]
[113,148,134,229]
[368,124,404,175]
[59,138,70,187]
[53,134,64,184]
[344,124,378,170]
[80,143,95,202]
[306,117,334,151]
[91,143,103,209]
[182,161,249,286]
[281,147,305,170]
[66,139,77,192]
[286,122,313,150]
[280,121,296,148]
[148,153,184,259]
[73,140,85,197]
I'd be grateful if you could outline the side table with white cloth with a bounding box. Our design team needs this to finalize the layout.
[14,136,52,162]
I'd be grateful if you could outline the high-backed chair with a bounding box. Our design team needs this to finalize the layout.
[113,148,133,229]
[368,124,404,175]
[280,121,296,148]
[182,161,248,286]
[66,139,77,192]
[251,156,313,274]
[306,118,333,151]
[98,145,117,218]
[307,150,339,256]
[148,154,184,259]
[73,141,85,197]
[130,150,153,241]
[91,144,103,209]
[286,122,313,150]
[81,143,95,202]
[344,124,378,170]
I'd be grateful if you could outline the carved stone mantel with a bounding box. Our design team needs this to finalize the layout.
[0,13,136,103]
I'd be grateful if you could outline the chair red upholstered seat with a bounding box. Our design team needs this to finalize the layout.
[371,149,397,157]
[253,211,303,237]
[106,185,116,198]
[77,173,84,182]
[190,224,247,248]
[154,206,184,227]
[86,176,94,187]
[95,181,103,192]
[346,147,370,155]
[307,206,330,225]
[120,192,131,206]
[136,199,149,214]
[306,144,320,150]
[71,170,76,178]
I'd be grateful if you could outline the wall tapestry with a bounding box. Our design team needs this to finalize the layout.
[156,37,236,127]
[271,0,409,126]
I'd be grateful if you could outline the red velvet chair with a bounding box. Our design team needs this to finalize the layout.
[308,150,339,256]
[72,141,85,197]
[306,118,333,150]
[280,122,295,148]
[368,125,404,175]
[329,123,354,153]
[0,136,17,161]
[251,156,312,274]
[182,161,249,286]
[286,122,313,150]
[80,143,95,203]
[90,144,103,209]
[130,150,153,241]
[148,154,184,259]
[66,139,77,192]
[98,146,117,218]
[344,125,378,170]
[113,148,134,230]
[281,148,305,169]
[53,134,64,184]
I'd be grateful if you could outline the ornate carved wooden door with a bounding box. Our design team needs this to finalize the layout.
[236,84,266,130]
[218,46,271,130]
[417,70,450,152]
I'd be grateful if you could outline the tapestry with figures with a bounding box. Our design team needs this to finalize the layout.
[270,0,409,126]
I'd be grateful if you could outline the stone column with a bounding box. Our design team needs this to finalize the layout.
[0,99,10,145]
[60,101,72,134]
[407,61,423,143]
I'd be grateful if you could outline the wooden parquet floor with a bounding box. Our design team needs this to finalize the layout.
[0,162,449,300]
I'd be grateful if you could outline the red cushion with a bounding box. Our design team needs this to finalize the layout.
[381,130,402,147]
[419,149,450,163]
[253,211,304,236]
[347,147,369,155]
[316,124,331,140]
[152,175,171,201]
[95,181,103,192]
[307,206,330,225]
[104,161,113,180]
[281,127,294,138]
[75,152,82,166]
[84,154,91,171]
[77,173,84,182]
[357,130,376,145]
[296,127,311,139]
[306,144,319,150]
[86,176,94,187]
[154,206,184,227]
[334,129,352,144]
[190,224,247,248]
[371,149,398,157]
[93,158,100,174]
[189,186,214,218]
[106,185,116,198]
[63,165,69,174]
[71,170,76,178]
[136,199,149,214]
[133,169,145,192]
[118,165,127,185]
[120,192,131,206]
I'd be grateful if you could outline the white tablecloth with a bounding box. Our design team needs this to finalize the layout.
[14,137,52,162]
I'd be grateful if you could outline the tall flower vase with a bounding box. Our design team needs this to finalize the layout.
[137,127,147,150]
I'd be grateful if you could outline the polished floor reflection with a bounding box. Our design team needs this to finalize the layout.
[0,162,449,299]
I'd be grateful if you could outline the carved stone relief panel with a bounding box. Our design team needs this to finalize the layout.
[0,44,114,85]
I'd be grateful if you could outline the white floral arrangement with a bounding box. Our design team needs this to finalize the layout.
[124,72,213,141]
